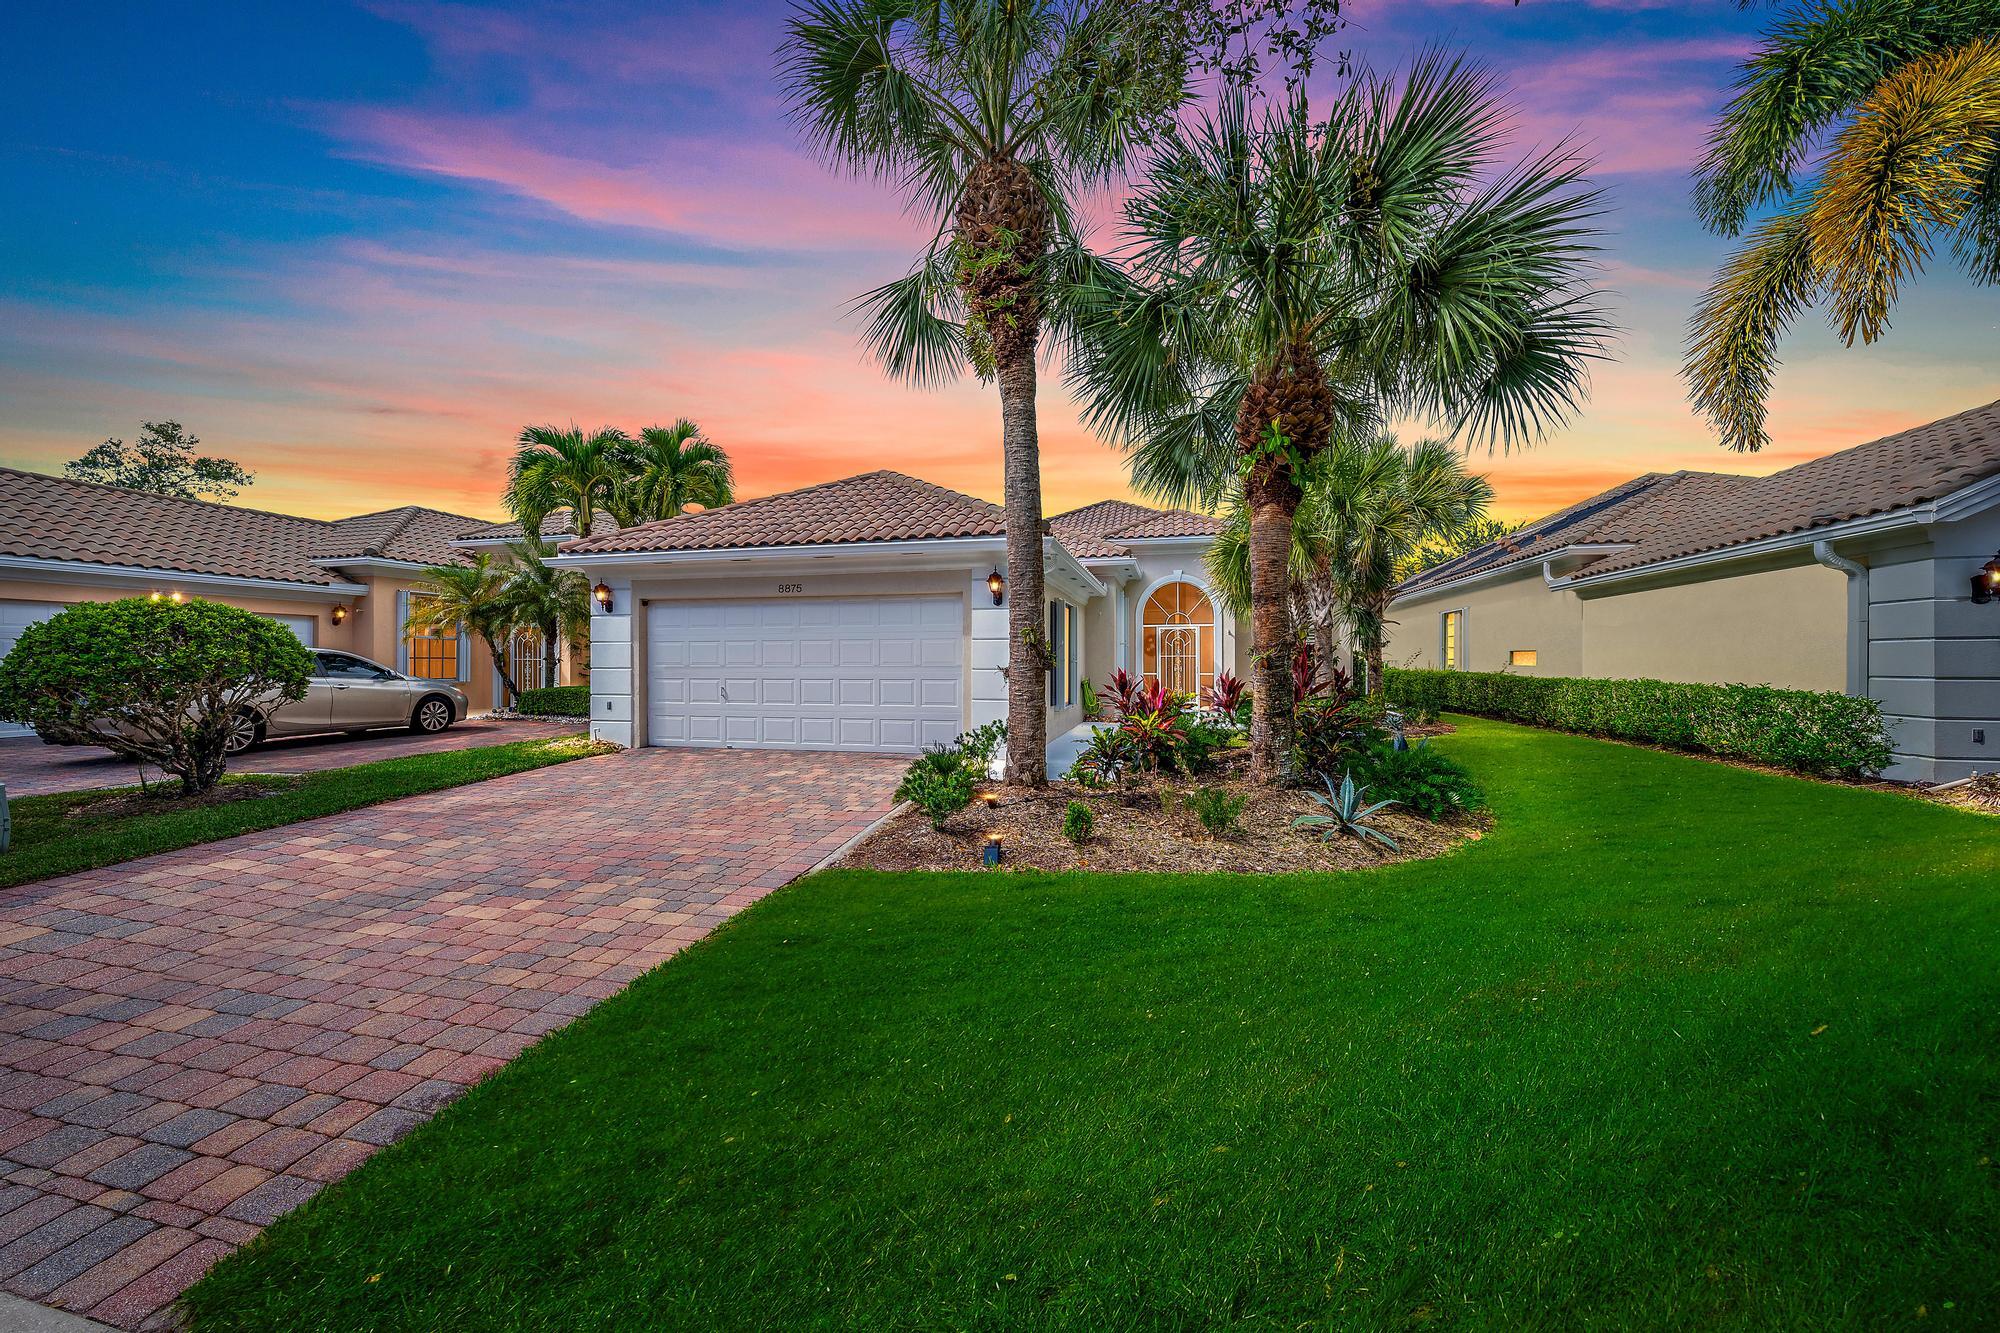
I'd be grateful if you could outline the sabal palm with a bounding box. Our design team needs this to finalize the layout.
[613,420,734,525]
[507,425,627,540]
[1070,58,1605,778]
[1206,436,1493,694]
[781,0,1189,786]
[406,554,524,702]
[502,541,591,690]
[1687,3,2000,452]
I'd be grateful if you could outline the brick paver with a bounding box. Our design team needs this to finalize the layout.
[0,718,577,798]
[0,746,902,1328]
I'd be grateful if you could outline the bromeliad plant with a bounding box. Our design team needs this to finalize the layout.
[1292,770,1398,851]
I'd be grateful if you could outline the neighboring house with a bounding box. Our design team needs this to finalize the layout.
[1387,400,2000,783]
[0,468,572,737]
[549,471,1245,762]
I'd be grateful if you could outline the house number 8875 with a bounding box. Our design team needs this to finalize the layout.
[777,583,803,594]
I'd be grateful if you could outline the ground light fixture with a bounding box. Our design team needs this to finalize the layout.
[987,568,1005,605]
[1974,553,2000,605]
[593,582,614,613]
[983,832,1004,867]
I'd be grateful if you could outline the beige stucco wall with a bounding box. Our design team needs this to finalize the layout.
[1579,560,1847,692]
[1383,556,1849,692]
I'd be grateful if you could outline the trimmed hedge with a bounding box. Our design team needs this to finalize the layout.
[1384,668,1893,778]
[513,684,589,717]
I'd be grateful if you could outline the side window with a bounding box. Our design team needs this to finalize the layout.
[315,653,380,680]
[1441,610,1464,670]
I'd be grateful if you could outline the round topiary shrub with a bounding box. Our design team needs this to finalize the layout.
[0,597,314,794]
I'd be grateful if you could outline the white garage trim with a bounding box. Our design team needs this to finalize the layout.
[646,595,964,754]
[0,601,62,738]
[266,614,318,646]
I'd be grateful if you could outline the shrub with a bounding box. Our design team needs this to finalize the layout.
[1185,786,1247,837]
[896,760,976,829]
[1120,707,1187,774]
[1068,728,1136,787]
[1204,670,1245,714]
[0,598,313,795]
[1383,668,1893,778]
[514,684,588,716]
[1097,668,1144,720]
[1062,800,1094,843]
[1293,771,1398,851]
[1175,719,1234,773]
[1357,740,1486,821]
[1292,695,1389,781]
[955,719,1007,772]
[1079,678,1102,721]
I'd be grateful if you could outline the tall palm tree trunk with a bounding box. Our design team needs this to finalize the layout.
[543,634,560,690]
[999,351,1048,785]
[1245,459,1299,780]
[1359,593,1390,698]
[485,633,520,704]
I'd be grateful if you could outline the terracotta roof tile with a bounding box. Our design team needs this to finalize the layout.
[1047,500,1222,557]
[558,471,1008,555]
[456,511,580,543]
[0,468,486,585]
[1108,509,1222,540]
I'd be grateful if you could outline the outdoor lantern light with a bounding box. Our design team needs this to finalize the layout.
[983,832,1004,867]
[593,582,614,613]
[168,590,184,604]
[330,605,348,626]
[1973,552,2000,605]
[147,591,163,603]
[987,568,1005,605]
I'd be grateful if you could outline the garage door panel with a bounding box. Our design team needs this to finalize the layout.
[0,601,64,739]
[647,595,963,755]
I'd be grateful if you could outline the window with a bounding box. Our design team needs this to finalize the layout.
[1441,610,1464,670]
[1046,601,1079,707]
[405,593,461,681]
[314,652,382,681]
[1509,649,1537,667]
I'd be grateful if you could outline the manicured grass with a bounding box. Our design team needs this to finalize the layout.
[0,734,605,888]
[184,720,2000,1330]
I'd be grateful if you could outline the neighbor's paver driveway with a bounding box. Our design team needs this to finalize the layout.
[0,718,578,799]
[0,747,904,1329]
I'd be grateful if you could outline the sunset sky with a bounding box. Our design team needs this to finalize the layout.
[3,1,1996,525]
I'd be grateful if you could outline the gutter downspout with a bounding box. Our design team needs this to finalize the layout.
[1813,540,1869,697]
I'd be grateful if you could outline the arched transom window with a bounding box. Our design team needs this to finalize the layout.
[1141,581,1216,697]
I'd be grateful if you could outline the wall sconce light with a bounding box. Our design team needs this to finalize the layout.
[593,582,614,613]
[1972,552,2000,605]
[986,568,1005,606]
[148,591,163,603]
[330,605,348,626]
[168,590,184,604]
[983,831,1004,867]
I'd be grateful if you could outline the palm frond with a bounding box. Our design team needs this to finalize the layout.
[1684,207,1824,453]
[851,248,969,387]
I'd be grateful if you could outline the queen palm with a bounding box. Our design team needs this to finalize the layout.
[406,554,524,702]
[502,541,592,691]
[780,0,1195,786]
[1070,58,1606,779]
[1207,435,1493,694]
[1687,4,2000,452]
[507,425,627,540]
[613,420,734,525]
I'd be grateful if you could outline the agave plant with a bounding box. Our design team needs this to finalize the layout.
[1293,770,1399,851]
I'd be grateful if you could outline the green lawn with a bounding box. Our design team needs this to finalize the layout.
[184,719,2000,1330]
[1,734,605,887]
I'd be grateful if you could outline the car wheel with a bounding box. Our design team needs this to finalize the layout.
[410,695,455,735]
[222,710,263,755]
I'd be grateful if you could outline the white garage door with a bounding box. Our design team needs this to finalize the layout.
[647,596,963,753]
[0,601,63,738]
[266,614,317,646]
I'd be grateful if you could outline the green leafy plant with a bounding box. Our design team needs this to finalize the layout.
[0,598,313,795]
[1068,728,1137,788]
[1383,668,1893,778]
[897,759,977,830]
[1185,786,1248,837]
[1357,741,1485,821]
[1293,770,1399,851]
[1292,694,1389,782]
[1174,720,1235,774]
[513,685,588,717]
[1120,707,1188,774]
[1062,800,1095,844]
[1080,678,1102,721]
[956,720,1008,772]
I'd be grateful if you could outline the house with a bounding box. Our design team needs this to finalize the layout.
[549,471,1246,763]
[0,468,577,737]
[1386,399,2000,783]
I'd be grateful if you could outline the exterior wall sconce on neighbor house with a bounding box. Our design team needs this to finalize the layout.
[147,590,184,604]
[987,568,1005,606]
[331,605,348,626]
[1971,553,2000,605]
[593,582,614,613]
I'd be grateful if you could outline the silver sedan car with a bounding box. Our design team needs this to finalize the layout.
[223,649,469,753]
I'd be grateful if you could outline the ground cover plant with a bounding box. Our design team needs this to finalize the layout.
[0,734,608,888]
[184,718,2000,1330]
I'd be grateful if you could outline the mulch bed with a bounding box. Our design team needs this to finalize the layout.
[839,744,1485,876]
[63,777,296,822]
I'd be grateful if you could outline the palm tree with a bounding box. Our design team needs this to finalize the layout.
[507,425,628,540]
[1395,514,1521,582]
[1687,5,2000,452]
[780,0,1195,786]
[406,555,525,702]
[1069,59,1606,779]
[502,541,591,690]
[613,420,734,525]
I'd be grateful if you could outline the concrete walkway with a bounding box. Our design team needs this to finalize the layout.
[0,747,904,1329]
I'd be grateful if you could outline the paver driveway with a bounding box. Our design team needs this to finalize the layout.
[0,718,577,799]
[0,747,904,1329]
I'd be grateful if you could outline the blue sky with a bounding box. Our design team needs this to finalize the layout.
[2,0,1995,521]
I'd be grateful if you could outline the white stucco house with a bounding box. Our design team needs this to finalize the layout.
[547,471,1245,764]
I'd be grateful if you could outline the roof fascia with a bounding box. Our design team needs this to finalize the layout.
[0,556,367,599]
